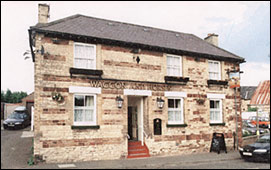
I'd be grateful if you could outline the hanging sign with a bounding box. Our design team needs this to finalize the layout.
[229,72,240,88]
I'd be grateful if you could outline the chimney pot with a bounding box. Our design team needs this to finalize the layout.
[204,33,218,46]
[38,4,50,24]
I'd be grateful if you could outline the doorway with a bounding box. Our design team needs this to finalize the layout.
[127,96,143,142]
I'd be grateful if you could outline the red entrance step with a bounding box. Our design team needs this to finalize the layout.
[127,141,150,159]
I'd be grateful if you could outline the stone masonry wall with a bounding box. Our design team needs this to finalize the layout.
[34,34,242,163]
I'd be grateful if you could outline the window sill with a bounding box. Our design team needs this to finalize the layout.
[71,125,100,130]
[164,76,189,84]
[207,80,228,86]
[209,123,225,126]
[167,124,187,127]
[70,67,103,78]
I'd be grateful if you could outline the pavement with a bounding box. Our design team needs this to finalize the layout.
[27,150,243,169]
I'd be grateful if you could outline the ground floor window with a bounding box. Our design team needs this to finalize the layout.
[210,99,223,123]
[168,98,184,124]
[74,94,96,126]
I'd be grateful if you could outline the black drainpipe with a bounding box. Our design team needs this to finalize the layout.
[28,29,35,62]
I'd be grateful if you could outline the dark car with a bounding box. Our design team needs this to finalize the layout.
[239,134,270,162]
[3,106,31,130]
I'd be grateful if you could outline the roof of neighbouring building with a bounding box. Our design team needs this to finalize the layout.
[30,14,245,62]
[250,80,270,105]
[21,92,34,103]
[240,86,257,100]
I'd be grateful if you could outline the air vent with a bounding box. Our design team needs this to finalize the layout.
[176,34,180,37]
[108,22,114,26]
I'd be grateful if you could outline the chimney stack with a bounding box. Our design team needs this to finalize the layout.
[204,33,218,46]
[38,4,50,24]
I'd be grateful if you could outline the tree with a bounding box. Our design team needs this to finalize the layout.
[4,89,12,103]
[1,90,5,102]
[1,89,28,103]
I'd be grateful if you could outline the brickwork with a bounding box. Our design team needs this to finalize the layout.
[34,35,242,163]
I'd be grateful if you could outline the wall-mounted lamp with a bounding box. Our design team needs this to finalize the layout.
[116,95,124,109]
[156,97,165,109]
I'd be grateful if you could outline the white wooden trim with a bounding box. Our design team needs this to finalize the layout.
[166,54,182,77]
[165,91,187,98]
[209,99,223,124]
[124,89,152,96]
[208,60,221,80]
[207,93,225,99]
[69,86,101,94]
[73,94,97,126]
[74,42,96,69]
[167,98,184,125]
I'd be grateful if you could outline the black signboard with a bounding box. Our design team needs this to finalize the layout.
[210,133,227,154]
[154,118,162,135]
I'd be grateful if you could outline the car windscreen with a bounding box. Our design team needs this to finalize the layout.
[256,135,270,143]
[8,112,25,119]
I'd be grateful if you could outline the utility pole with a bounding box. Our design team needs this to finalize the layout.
[256,107,259,139]
[229,68,243,150]
[234,87,238,150]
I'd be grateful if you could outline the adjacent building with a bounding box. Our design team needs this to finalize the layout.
[249,80,270,114]
[240,86,257,112]
[29,4,245,163]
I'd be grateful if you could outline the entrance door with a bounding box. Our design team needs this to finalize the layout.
[128,107,133,140]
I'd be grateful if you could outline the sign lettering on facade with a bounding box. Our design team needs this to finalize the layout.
[89,80,171,91]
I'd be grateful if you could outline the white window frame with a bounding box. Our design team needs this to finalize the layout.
[208,60,221,80]
[209,99,223,124]
[74,42,96,69]
[73,93,97,126]
[167,54,182,77]
[167,97,184,125]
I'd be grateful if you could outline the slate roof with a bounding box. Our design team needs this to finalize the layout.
[30,14,245,62]
[240,86,257,100]
[250,80,270,105]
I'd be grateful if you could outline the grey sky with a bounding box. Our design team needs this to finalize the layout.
[1,1,270,94]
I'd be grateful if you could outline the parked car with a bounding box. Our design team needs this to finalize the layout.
[3,106,31,130]
[249,116,270,128]
[242,120,265,135]
[239,134,270,162]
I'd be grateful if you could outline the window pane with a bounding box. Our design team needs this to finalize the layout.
[175,111,181,121]
[175,99,181,108]
[75,95,84,107]
[210,110,214,121]
[85,109,93,122]
[210,100,214,108]
[214,100,220,109]
[168,111,174,121]
[167,56,173,66]
[173,68,179,76]
[168,99,174,108]
[174,57,180,67]
[85,96,94,107]
[74,109,84,122]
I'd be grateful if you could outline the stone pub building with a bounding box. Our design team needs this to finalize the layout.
[29,4,245,163]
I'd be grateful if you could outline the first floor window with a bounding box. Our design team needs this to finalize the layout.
[208,60,221,80]
[74,43,96,69]
[74,94,96,125]
[210,99,223,123]
[167,55,182,77]
[168,98,184,124]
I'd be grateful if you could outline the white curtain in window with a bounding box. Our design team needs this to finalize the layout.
[74,95,95,124]
[168,98,183,124]
[74,44,95,69]
[167,56,181,77]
